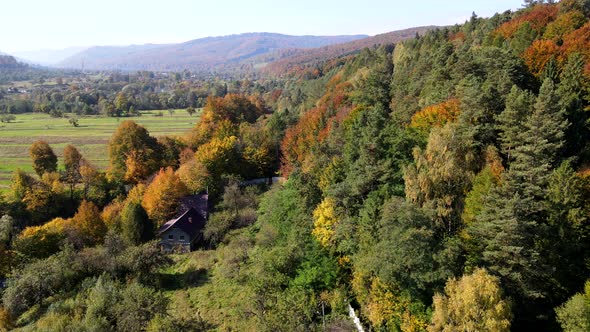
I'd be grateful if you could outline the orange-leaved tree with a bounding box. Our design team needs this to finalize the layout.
[141,167,189,226]
[560,21,590,63]
[71,200,107,246]
[523,39,560,77]
[494,4,559,39]
[409,99,461,135]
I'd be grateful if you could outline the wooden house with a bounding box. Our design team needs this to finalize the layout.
[158,194,208,253]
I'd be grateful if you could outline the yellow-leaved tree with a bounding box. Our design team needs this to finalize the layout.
[176,159,210,194]
[13,217,70,259]
[429,268,511,332]
[312,197,339,248]
[351,271,429,331]
[142,167,189,226]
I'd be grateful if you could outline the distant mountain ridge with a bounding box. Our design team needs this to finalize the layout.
[52,27,437,73]
[56,33,369,71]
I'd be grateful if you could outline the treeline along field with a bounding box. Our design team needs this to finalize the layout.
[0,111,199,191]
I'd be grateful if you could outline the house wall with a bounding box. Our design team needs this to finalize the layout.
[160,228,191,252]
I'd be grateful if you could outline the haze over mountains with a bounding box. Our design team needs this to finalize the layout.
[6,27,434,73]
[12,47,89,66]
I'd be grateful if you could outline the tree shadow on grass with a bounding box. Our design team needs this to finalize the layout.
[158,267,210,291]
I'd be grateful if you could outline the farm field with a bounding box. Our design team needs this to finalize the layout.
[0,110,200,192]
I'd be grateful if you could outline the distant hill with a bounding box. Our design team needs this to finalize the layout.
[13,47,89,66]
[56,33,368,72]
[0,55,23,68]
[260,26,436,75]
[0,55,37,83]
[0,51,34,66]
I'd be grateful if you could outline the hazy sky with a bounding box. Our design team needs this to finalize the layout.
[1,0,524,52]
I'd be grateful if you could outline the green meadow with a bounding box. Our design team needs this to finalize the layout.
[0,110,200,192]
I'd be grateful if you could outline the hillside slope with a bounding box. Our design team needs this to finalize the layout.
[260,26,436,75]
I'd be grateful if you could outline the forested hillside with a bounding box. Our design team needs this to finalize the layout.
[270,1,590,329]
[259,26,434,77]
[1,1,590,331]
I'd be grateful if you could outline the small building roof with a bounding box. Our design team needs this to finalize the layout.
[178,194,208,218]
[158,194,208,242]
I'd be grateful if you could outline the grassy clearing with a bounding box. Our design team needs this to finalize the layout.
[0,110,200,192]
[160,249,257,331]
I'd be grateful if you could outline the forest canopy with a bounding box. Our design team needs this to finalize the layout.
[1,1,590,331]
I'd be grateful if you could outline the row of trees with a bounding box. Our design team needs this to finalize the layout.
[0,68,286,119]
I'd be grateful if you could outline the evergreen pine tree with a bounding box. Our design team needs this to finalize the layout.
[466,79,570,329]
[557,54,590,163]
[509,78,569,207]
[497,86,535,162]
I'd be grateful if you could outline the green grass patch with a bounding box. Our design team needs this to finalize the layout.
[160,247,257,330]
[0,110,200,192]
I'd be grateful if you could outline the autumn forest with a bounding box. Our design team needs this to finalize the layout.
[1,0,590,331]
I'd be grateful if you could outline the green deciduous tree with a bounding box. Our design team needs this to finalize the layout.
[114,92,129,115]
[0,215,15,245]
[186,106,196,116]
[63,144,83,201]
[120,202,153,245]
[555,281,590,332]
[115,282,168,332]
[405,123,478,235]
[10,169,35,202]
[356,197,458,302]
